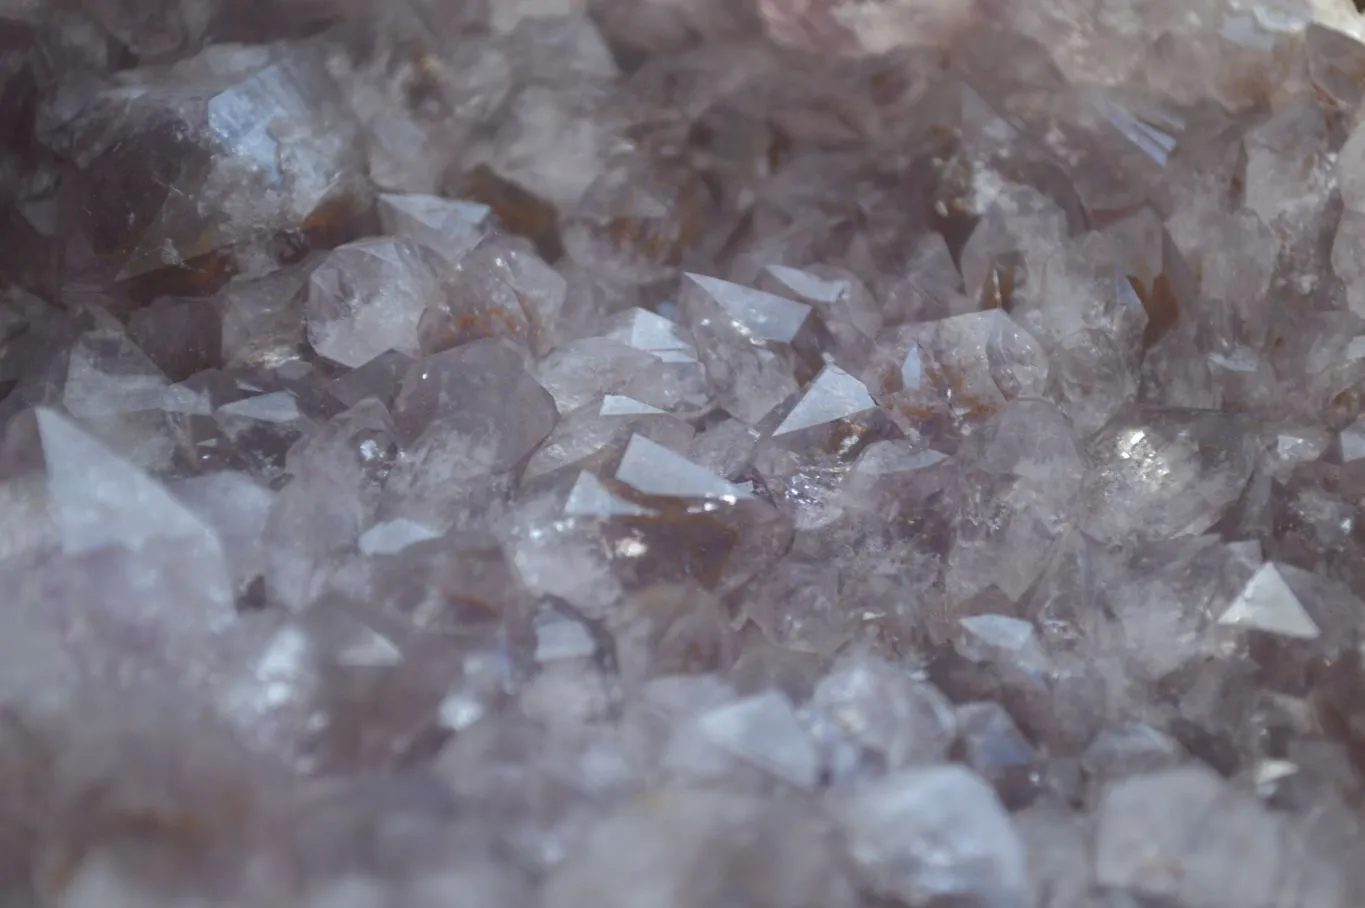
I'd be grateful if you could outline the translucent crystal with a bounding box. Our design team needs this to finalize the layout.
[168,469,274,595]
[696,690,820,789]
[810,657,957,769]
[533,309,710,416]
[562,151,710,286]
[127,297,222,383]
[956,701,1041,805]
[1095,766,1284,908]
[429,234,566,356]
[758,265,880,367]
[945,400,1085,603]
[62,41,370,284]
[616,434,753,501]
[1217,562,1322,639]
[521,398,693,485]
[480,81,633,211]
[608,584,736,685]
[59,326,176,468]
[31,408,230,576]
[16,1,1365,899]
[678,273,821,424]
[305,238,445,368]
[866,309,1049,439]
[0,409,237,712]
[835,765,1031,908]
[217,265,311,369]
[544,790,855,908]
[752,363,899,527]
[1082,723,1185,788]
[391,339,556,475]
[506,441,790,615]
[1082,407,1261,544]
[377,193,491,264]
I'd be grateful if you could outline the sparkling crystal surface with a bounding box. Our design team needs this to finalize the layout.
[8,2,1365,905]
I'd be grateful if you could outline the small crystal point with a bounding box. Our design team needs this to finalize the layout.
[564,471,656,518]
[599,395,666,417]
[697,689,820,789]
[773,364,878,437]
[1217,562,1322,640]
[605,307,696,356]
[616,434,753,500]
[683,273,812,344]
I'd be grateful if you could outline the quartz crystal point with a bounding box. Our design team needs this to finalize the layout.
[678,273,823,424]
[217,263,312,369]
[425,233,567,356]
[534,308,711,417]
[521,396,693,485]
[506,436,792,614]
[0,409,236,713]
[384,338,557,528]
[753,362,900,527]
[377,193,491,264]
[58,324,177,469]
[305,237,445,368]
[1082,407,1261,544]
[56,41,370,290]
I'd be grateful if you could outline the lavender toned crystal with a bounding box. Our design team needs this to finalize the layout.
[6,0,1365,905]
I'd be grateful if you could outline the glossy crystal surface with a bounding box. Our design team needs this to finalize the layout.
[4,1,1365,905]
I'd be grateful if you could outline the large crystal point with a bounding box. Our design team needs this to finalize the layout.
[0,409,236,713]
[29,408,230,574]
[58,41,370,289]
[1218,562,1322,640]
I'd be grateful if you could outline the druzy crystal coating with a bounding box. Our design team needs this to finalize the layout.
[4,0,1365,905]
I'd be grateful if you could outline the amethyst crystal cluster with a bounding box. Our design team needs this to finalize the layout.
[4,0,1365,905]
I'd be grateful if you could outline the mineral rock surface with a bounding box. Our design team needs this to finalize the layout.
[4,0,1365,905]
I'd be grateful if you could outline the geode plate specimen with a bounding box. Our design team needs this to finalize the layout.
[4,0,1365,906]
